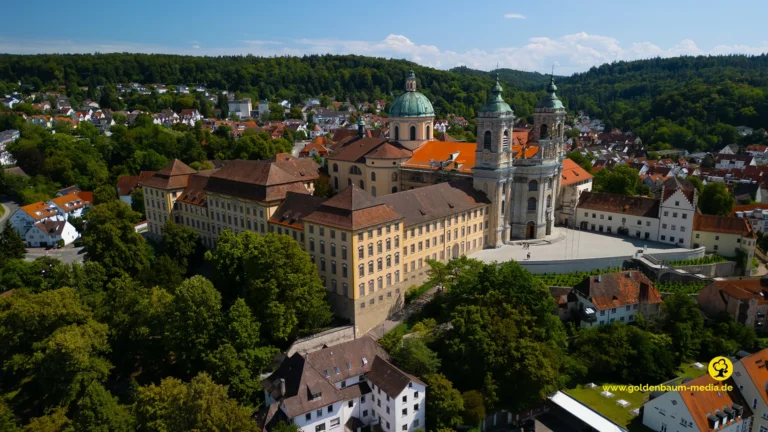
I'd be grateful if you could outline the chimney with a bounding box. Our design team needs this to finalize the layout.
[627,271,632,278]
[596,274,601,283]
[733,403,744,418]
[279,378,286,397]
[639,282,650,302]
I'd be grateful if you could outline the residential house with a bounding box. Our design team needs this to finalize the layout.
[56,185,81,197]
[692,214,756,273]
[716,154,756,170]
[49,191,93,220]
[9,201,61,235]
[258,99,270,118]
[259,336,427,432]
[179,109,201,125]
[719,144,740,155]
[746,144,768,156]
[698,279,768,331]
[0,129,20,166]
[311,124,325,139]
[556,158,593,227]
[642,374,749,432]
[730,348,768,431]
[736,126,755,136]
[571,270,663,327]
[24,219,79,248]
[300,139,332,159]
[228,98,253,119]
[731,204,768,233]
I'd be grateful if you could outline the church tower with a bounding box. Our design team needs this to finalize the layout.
[533,76,566,159]
[473,76,515,247]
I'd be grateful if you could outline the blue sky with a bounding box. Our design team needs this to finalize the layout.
[1,0,767,74]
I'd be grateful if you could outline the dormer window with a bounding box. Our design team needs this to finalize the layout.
[346,362,352,370]
[362,357,368,365]
[312,392,322,400]
[334,366,340,374]
[324,370,329,377]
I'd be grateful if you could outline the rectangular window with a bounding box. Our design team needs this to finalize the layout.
[316,424,326,432]
[330,418,340,428]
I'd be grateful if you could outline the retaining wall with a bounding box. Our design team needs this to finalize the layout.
[518,247,705,274]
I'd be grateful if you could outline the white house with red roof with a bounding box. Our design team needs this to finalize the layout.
[642,374,750,432]
[24,219,79,247]
[731,348,768,431]
[9,201,61,236]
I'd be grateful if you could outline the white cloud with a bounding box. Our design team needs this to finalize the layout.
[1,33,767,75]
[504,13,526,19]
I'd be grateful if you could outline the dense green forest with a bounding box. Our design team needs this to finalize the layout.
[0,54,542,122]
[449,66,555,91]
[3,53,768,152]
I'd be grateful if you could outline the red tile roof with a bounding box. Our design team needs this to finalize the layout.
[693,214,755,238]
[303,186,401,231]
[560,158,593,186]
[574,271,662,310]
[739,348,768,406]
[403,141,476,173]
[577,191,660,218]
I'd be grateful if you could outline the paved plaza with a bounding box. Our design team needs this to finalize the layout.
[470,227,689,264]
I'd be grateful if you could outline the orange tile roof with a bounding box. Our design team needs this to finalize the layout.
[50,191,92,212]
[679,374,744,432]
[403,141,477,173]
[560,158,593,186]
[740,348,768,406]
[20,201,59,221]
[711,279,766,302]
[299,141,330,157]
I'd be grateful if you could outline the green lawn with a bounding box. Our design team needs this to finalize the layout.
[566,362,707,429]
[566,384,646,428]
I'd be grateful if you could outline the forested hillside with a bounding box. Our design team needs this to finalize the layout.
[0,54,541,121]
[459,54,768,152]
[449,66,554,91]
[2,53,768,152]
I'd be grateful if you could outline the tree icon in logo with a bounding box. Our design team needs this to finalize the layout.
[708,357,733,381]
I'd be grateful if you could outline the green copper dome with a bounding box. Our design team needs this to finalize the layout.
[389,70,435,118]
[536,75,565,110]
[479,76,513,115]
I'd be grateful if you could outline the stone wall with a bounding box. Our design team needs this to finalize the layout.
[519,247,706,274]
[286,326,355,356]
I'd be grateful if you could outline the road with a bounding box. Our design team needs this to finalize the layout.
[0,196,19,230]
[24,246,85,264]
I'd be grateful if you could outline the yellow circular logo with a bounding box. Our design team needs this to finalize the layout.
[708,357,733,381]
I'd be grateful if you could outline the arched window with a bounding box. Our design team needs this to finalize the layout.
[371,186,377,197]
[528,180,538,192]
[540,124,549,139]
[558,123,563,137]
[371,171,376,181]
[359,180,365,190]
[546,195,552,208]
[392,187,398,193]
[426,125,431,140]
[394,125,399,141]
[332,163,338,172]
[503,130,510,149]
[548,177,553,189]
[483,131,492,150]
[392,172,398,181]
[349,165,362,175]
[334,177,338,189]
[501,200,505,216]
[528,197,537,212]
[410,126,416,141]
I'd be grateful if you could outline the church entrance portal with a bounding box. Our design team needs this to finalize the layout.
[526,222,536,239]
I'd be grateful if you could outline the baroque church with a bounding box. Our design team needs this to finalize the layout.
[327,70,567,246]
